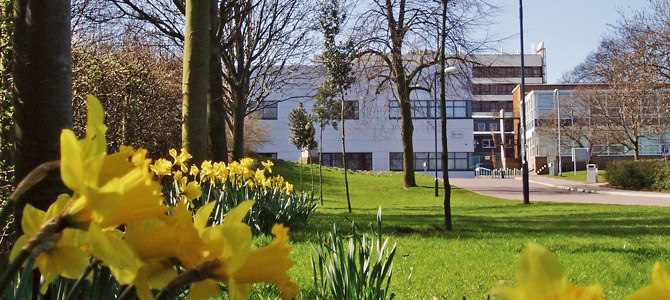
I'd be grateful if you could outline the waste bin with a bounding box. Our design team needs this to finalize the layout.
[548,162,555,176]
[586,164,598,183]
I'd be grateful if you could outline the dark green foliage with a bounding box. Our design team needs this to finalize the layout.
[605,160,670,191]
[313,81,339,131]
[311,207,396,300]
[288,102,317,152]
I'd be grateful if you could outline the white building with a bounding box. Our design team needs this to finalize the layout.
[255,48,547,178]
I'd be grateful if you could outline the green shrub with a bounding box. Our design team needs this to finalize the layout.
[311,207,396,300]
[605,160,670,191]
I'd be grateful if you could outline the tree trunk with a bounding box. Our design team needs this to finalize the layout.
[387,0,416,187]
[319,126,323,205]
[310,152,314,195]
[340,91,351,212]
[439,1,452,231]
[12,0,72,220]
[182,0,210,165]
[299,155,303,191]
[208,0,227,162]
[230,91,246,161]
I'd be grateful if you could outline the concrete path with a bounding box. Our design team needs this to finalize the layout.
[449,174,670,206]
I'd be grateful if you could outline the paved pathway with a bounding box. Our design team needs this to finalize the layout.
[449,174,670,206]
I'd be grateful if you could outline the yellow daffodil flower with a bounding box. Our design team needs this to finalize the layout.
[169,148,192,172]
[124,203,208,300]
[150,158,173,176]
[262,160,274,173]
[491,243,605,300]
[189,164,199,177]
[60,96,166,228]
[10,195,89,293]
[232,224,299,300]
[200,160,215,182]
[625,261,670,300]
[182,181,202,202]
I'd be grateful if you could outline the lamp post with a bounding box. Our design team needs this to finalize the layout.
[519,0,530,204]
[554,88,562,175]
[435,66,458,198]
[434,75,439,196]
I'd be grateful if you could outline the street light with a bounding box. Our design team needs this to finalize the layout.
[554,88,562,175]
[434,66,458,197]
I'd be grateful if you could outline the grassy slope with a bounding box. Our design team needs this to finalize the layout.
[272,160,670,299]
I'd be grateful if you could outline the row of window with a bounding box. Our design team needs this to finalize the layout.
[388,100,470,119]
[258,101,359,120]
[259,100,472,120]
[472,66,543,78]
[389,152,472,171]
[472,84,518,95]
[472,101,514,112]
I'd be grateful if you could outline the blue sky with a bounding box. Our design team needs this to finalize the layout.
[487,0,649,83]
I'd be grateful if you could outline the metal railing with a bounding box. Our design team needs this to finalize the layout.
[475,167,521,178]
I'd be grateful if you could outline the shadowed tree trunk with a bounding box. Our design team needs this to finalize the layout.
[339,90,351,212]
[182,0,210,165]
[12,0,72,220]
[208,0,227,162]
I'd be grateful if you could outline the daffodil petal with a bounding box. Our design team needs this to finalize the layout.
[222,201,254,226]
[194,201,217,229]
[86,222,142,284]
[60,129,86,192]
[516,243,567,298]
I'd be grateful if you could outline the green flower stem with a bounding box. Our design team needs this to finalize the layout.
[0,249,30,295]
[64,258,100,300]
[117,284,136,300]
[14,256,35,299]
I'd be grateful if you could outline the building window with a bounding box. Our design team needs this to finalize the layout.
[472,66,543,78]
[472,101,513,113]
[472,84,517,95]
[389,100,469,119]
[256,153,277,160]
[490,123,498,131]
[390,152,471,171]
[446,100,468,118]
[321,152,372,170]
[258,102,278,120]
[343,100,359,120]
[448,152,470,170]
[477,123,486,131]
[482,139,495,148]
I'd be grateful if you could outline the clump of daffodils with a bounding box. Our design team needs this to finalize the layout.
[7,95,298,300]
[150,148,293,205]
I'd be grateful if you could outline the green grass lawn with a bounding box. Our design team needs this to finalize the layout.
[266,161,670,299]
[542,169,607,183]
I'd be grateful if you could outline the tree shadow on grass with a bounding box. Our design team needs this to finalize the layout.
[291,203,670,243]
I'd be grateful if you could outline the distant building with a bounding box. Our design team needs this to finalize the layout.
[513,83,670,173]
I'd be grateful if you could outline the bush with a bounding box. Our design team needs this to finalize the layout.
[605,160,670,191]
[311,207,397,300]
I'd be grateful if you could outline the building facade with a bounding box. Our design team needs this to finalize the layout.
[514,83,670,173]
[255,47,547,178]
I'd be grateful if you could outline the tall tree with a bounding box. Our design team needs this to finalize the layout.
[355,0,493,187]
[181,0,210,164]
[562,1,670,159]
[219,0,314,160]
[312,80,339,205]
[319,0,355,212]
[288,102,316,191]
[12,0,72,217]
